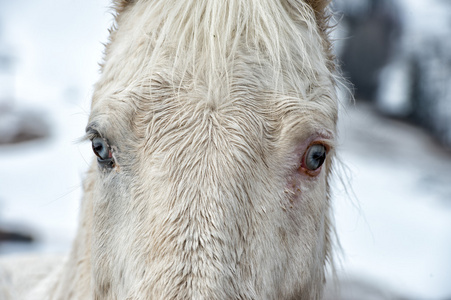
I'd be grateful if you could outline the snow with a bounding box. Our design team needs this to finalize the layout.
[1,1,451,299]
[0,0,111,105]
[334,104,451,298]
[0,0,112,253]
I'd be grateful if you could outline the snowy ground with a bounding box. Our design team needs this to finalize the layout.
[333,103,451,299]
[0,0,112,253]
[1,1,451,299]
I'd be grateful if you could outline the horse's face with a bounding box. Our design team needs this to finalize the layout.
[84,1,337,299]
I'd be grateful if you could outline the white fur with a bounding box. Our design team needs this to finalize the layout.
[1,0,339,299]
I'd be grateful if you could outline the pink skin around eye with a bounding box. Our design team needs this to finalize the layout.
[284,133,331,206]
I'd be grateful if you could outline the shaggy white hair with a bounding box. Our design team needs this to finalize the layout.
[96,0,334,102]
[0,1,339,299]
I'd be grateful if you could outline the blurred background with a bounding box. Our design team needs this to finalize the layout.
[0,0,450,299]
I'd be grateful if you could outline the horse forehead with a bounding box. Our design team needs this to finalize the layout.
[130,87,332,160]
[130,73,311,132]
[135,86,269,141]
[92,69,336,142]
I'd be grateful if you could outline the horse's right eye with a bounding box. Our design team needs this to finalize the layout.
[92,137,114,167]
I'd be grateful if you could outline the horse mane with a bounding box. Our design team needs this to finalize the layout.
[103,0,335,105]
[112,0,332,30]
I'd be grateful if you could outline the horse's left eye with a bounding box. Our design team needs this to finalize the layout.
[303,144,327,171]
[92,137,114,167]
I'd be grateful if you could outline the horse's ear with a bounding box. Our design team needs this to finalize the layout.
[304,0,331,14]
[113,0,135,14]
[306,0,331,13]
[303,0,335,69]
[302,0,332,32]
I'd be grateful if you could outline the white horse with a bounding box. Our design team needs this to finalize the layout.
[1,0,339,298]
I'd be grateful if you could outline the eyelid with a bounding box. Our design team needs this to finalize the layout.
[310,139,334,153]
[84,125,101,141]
[308,131,335,153]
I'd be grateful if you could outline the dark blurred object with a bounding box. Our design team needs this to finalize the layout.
[407,39,451,147]
[0,105,50,145]
[0,38,50,145]
[0,228,33,243]
[334,0,402,101]
[335,0,451,148]
[374,1,451,148]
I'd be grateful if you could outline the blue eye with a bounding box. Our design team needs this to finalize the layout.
[92,137,114,167]
[304,144,327,171]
